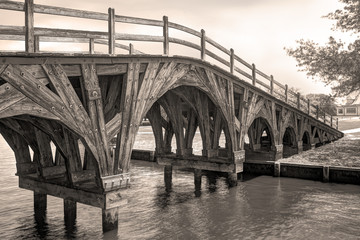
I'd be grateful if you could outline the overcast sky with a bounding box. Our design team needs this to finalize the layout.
[0,0,348,95]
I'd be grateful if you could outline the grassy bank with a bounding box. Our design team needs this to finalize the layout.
[279,117,360,167]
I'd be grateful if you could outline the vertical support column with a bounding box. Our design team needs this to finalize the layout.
[270,75,274,95]
[163,16,169,55]
[323,166,330,182]
[201,29,206,60]
[102,208,119,232]
[34,192,47,222]
[129,43,134,54]
[164,165,172,191]
[316,105,319,119]
[108,8,115,54]
[330,115,333,127]
[89,38,95,54]
[274,144,283,160]
[284,84,288,103]
[297,92,301,109]
[252,64,256,86]
[230,48,234,74]
[25,0,34,53]
[194,169,202,192]
[307,99,311,115]
[227,173,238,187]
[336,118,338,130]
[274,162,281,177]
[34,35,40,52]
[64,199,77,227]
[297,141,303,153]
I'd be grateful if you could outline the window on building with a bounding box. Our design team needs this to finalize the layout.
[338,108,344,114]
[346,107,357,114]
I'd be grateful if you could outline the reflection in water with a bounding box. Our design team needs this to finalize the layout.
[1,135,360,239]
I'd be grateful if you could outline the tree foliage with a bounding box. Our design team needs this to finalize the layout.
[306,93,337,116]
[286,0,360,97]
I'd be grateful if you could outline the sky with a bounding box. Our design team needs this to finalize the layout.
[0,0,349,95]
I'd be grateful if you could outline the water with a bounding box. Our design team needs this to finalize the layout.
[1,132,360,239]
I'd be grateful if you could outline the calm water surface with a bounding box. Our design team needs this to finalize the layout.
[0,130,360,240]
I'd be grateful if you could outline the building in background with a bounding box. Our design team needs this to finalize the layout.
[336,94,360,117]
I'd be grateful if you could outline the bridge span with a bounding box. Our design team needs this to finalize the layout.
[0,0,343,232]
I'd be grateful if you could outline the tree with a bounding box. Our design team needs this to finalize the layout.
[286,0,360,97]
[306,93,337,116]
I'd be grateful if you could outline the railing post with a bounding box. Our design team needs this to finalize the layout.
[252,64,256,86]
[129,43,134,55]
[297,92,301,109]
[307,99,310,115]
[25,0,34,53]
[270,75,274,95]
[108,8,115,54]
[163,16,169,55]
[285,84,288,103]
[336,118,338,130]
[331,115,333,127]
[89,38,94,54]
[34,35,40,53]
[201,29,206,60]
[230,48,234,74]
[316,105,319,119]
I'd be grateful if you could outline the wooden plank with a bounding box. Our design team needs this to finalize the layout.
[25,0,34,53]
[63,127,82,185]
[34,127,54,177]
[168,37,201,51]
[0,64,79,132]
[157,157,235,172]
[0,1,25,11]
[19,177,127,209]
[168,21,201,37]
[33,3,108,21]
[0,98,59,120]
[81,64,111,176]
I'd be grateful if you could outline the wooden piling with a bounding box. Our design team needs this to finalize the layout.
[164,165,172,191]
[194,169,202,191]
[64,199,77,227]
[34,192,47,221]
[227,173,238,187]
[102,208,119,232]
[274,162,281,177]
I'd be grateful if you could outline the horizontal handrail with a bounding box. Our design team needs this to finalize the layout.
[0,0,338,130]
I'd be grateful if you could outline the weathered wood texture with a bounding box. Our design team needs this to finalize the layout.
[0,56,343,198]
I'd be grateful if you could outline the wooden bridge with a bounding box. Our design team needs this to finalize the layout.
[0,0,343,232]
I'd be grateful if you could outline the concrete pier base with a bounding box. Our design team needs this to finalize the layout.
[227,173,238,187]
[164,165,172,191]
[34,192,47,222]
[64,199,77,227]
[102,208,119,232]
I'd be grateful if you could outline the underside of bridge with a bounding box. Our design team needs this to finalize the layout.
[0,55,343,232]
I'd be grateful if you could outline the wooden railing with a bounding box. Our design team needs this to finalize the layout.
[0,0,338,130]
